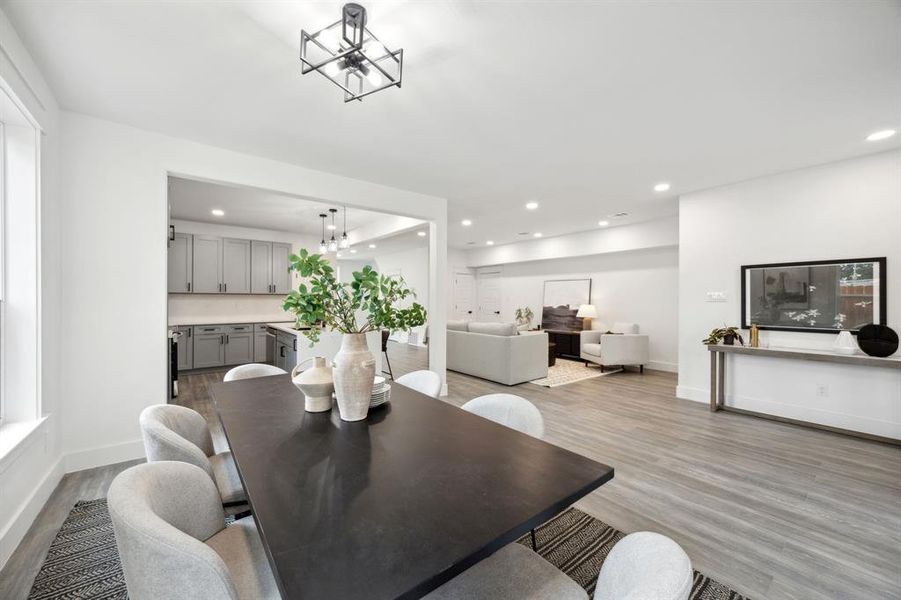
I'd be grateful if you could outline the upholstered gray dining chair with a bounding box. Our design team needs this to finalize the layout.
[139,404,245,504]
[223,363,286,382]
[461,394,545,438]
[395,370,442,398]
[107,461,279,600]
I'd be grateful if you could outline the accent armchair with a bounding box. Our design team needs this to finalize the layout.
[580,322,650,373]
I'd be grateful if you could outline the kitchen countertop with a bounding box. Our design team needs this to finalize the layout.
[265,322,309,335]
[168,316,294,327]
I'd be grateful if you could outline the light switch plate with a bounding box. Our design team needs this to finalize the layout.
[706,291,728,302]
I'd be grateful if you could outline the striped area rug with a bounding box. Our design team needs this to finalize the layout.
[518,508,749,599]
[29,500,748,599]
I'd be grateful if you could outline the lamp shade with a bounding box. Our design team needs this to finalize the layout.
[576,304,598,318]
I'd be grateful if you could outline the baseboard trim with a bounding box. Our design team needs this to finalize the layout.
[647,360,678,373]
[64,439,145,474]
[676,384,708,403]
[0,456,64,570]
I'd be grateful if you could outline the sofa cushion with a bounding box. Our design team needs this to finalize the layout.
[468,322,518,336]
[582,343,602,357]
[612,322,639,334]
[447,320,469,332]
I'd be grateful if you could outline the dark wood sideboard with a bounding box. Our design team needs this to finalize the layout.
[544,329,582,360]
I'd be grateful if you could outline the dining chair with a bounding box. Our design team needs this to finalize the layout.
[108,461,279,600]
[594,532,693,600]
[423,542,587,599]
[224,363,286,382]
[139,404,246,505]
[381,329,394,379]
[395,370,442,398]
[461,394,545,439]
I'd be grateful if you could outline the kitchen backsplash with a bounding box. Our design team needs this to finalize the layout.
[168,294,293,323]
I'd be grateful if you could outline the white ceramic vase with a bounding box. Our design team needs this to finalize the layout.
[333,333,376,421]
[291,356,334,413]
[833,330,856,355]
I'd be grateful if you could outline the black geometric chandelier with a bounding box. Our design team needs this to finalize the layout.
[300,3,403,103]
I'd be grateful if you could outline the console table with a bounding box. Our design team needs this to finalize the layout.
[544,329,582,360]
[708,344,901,444]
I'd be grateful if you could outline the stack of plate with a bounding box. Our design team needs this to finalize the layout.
[370,376,391,408]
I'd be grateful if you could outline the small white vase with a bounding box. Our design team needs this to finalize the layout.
[333,333,376,422]
[291,356,334,413]
[833,330,856,355]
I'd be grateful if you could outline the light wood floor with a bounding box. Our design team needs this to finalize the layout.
[2,342,899,599]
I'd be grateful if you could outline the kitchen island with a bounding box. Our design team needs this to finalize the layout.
[265,323,382,374]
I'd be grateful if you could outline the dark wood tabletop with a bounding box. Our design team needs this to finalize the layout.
[210,374,614,600]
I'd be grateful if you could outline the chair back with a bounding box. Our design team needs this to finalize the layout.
[462,394,545,438]
[140,404,215,477]
[224,363,286,382]
[107,461,236,600]
[395,370,442,398]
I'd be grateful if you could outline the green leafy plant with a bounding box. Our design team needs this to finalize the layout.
[282,249,427,345]
[702,326,745,346]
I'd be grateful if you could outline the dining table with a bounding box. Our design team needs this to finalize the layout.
[210,374,614,600]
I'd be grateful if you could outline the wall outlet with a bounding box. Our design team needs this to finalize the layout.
[706,291,728,302]
[815,384,829,397]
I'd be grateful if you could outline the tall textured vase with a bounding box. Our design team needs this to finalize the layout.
[333,333,376,422]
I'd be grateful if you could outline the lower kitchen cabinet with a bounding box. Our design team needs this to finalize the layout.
[174,326,193,371]
[193,326,226,368]
[183,322,277,371]
[224,324,254,365]
[254,331,268,363]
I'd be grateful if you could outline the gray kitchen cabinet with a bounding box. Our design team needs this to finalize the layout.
[168,232,193,293]
[222,238,251,294]
[272,243,292,294]
[251,241,273,294]
[275,331,297,371]
[254,325,270,363]
[174,325,193,371]
[251,241,292,294]
[192,235,223,293]
[193,325,226,368]
[224,324,253,364]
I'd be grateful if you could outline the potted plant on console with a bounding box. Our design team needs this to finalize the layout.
[702,326,745,346]
[283,250,427,422]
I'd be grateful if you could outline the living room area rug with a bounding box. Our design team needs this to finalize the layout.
[28,500,749,599]
[530,358,621,387]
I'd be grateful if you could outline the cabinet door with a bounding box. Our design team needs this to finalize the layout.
[176,327,193,371]
[193,333,225,368]
[254,332,268,363]
[285,336,298,370]
[225,331,254,365]
[251,241,272,294]
[192,235,223,293]
[168,232,193,293]
[271,243,292,294]
[222,238,251,294]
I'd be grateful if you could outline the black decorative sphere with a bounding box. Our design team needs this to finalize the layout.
[856,324,899,358]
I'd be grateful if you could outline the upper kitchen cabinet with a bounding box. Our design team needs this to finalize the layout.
[222,238,251,294]
[167,232,193,293]
[251,241,292,294]
[192,234,224,293]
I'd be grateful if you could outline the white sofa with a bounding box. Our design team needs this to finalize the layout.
[580,322,649,373]
[447,321,549,385]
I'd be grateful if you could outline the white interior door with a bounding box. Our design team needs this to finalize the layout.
[453,272,475,320]
[477,272,502,322]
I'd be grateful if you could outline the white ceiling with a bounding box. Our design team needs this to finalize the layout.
[168,176,394,238]
[5,1,900,248]
[338,228,429,262]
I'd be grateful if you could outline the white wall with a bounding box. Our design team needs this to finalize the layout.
[0,6,63,570]
[373,246,430,345]
[167,219,317,324]
[473,247,679,372]
[57,111,447,471]
[678,150,901,439]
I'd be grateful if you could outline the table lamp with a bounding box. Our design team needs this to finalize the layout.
[576,304,597,330]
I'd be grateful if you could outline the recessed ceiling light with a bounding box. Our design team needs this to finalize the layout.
[417,231,427,237]
[368,243,377,249]
[461,219,472,226]
[866,129,896,142]
[533,232,543,238]
[653,182,671,192]
[598,220,609,227]
[486,240,495,246]
[350,248,357,254]
[525,201,539,210]
[211,209,225,217]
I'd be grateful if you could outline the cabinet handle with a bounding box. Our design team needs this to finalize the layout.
[293,338,297,351]
[226,334,230,344]
[187,282,191,292]
[187,328,191,338]
[280,346,285,358]
[223,283,227,293]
